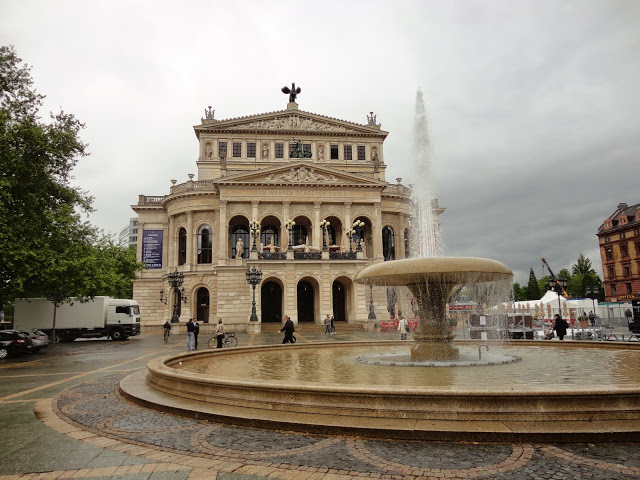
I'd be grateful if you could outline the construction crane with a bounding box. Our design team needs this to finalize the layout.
[541,257,569,298]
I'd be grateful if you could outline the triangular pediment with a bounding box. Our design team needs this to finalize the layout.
[195,109,387,137]
[216,162,386,187]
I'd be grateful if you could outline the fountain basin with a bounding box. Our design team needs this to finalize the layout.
[120,341,640,442]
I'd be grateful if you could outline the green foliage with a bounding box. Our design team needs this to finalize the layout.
[0,45,143,308]
[527,268,541,300]
[512,282,527,301]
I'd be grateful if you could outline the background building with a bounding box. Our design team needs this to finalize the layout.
[118,218,138,248]
[597,202,640,302]
[132,95,443,331]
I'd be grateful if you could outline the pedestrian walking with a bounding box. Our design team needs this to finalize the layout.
[280,315,295,344]
[163,320,171,342]
[324,314,331,334]
[215,318,224,348]
[186,318,195,351]
[193,319,200,349]
[552,314,569,341]
[398,314,409,340]
[330,315,335,334]
[588,310,596,328]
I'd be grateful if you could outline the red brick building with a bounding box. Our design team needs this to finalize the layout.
[597,202,640,302]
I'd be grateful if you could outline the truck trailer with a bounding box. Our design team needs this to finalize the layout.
[14,297,141,341]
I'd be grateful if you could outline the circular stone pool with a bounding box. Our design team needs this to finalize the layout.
[121,340,640,442]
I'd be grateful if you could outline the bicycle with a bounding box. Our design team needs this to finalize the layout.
[208,332,238,348]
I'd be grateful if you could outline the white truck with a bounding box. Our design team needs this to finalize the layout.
[14,297,141,341]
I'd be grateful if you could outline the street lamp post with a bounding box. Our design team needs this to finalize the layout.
[353,220,365,251]
[320,219,330,251]
[250,219,260,252]
[245,265,263,322]
[285,219,295,251]
[586,285,598,319]
[368,285,376,319]
[160,269,187,323]
[548,277,567,319]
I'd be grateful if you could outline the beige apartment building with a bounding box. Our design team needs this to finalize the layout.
[132,94,443,331]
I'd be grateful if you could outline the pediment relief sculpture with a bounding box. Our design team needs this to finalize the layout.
[225,115,360,133]
[266,167,339,183]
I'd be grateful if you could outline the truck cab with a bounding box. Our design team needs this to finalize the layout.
[107,299,141,340]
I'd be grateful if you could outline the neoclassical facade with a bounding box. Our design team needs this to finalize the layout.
[132,95,443,331]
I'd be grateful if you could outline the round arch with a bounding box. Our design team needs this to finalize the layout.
[296,276,320,323]
[332,275,354,323]
[229,215,249,259]
[261,276,284,323]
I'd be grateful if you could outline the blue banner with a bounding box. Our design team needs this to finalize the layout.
[142,230,163,269]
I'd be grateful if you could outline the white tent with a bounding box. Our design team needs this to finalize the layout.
[509,291,596,319]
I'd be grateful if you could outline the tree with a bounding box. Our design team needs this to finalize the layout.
[512,282,527,302]
[0,46,143,314]
[526,268,541,300]
[0,45,93,310]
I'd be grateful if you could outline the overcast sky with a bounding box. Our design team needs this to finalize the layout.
[2,0,639,285]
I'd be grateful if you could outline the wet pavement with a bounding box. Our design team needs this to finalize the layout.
[1,329,639,479]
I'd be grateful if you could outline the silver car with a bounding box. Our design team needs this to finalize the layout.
[20,329,50,353]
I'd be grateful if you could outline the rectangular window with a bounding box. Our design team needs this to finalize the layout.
[605,248,613,261]
[275,143,284,158]
[357,145,366,161]
[303,144,311,156]
[330,145,339,160]
[247,142,256,158]
[605,235,611,243]
[233,142,242,158]
[621,231,626,239]
[608,266,615,278]
[621,244,629,257]
[610,284,617,296]
[624,264,631,276]
[636,242,640,254]
[626,283,633,294]
[344,145,352,160]
[218,141,227,157]
[635,228,640,236]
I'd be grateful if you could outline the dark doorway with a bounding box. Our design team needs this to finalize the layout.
[332,280,346,322]
[297,281,315,322]
[196,287,210,323]
[261,281,282,323]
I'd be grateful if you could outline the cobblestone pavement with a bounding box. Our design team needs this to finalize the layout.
[1,331,639,479]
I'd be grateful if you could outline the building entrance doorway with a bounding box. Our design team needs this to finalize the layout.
[261,281,282,323]
[196,287,210,323]
[332,280,346,322]
[297,281,315,322]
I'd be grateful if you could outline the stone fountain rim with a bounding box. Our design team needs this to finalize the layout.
[354,256,513,286]
[148,341,640,396]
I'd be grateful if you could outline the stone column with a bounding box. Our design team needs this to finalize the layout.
[344,202,352,250]
[186,211,193,266]
[282,201,290,251]
[373,202,383,261]
[136,222,144,262]
[397,214,406,259]
[168,215,175,268]
[313,201,321,249]
[218,200,227,266]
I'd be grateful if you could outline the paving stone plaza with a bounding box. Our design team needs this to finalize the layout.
[1,330,639,480]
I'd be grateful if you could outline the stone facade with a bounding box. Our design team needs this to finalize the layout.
[132,100,444,332]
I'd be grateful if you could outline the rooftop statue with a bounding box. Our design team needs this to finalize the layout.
[282,82,301,103]
[289,139,312,158]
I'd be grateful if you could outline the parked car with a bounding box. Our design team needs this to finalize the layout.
[0,330,32,358]
[19,329,50,353]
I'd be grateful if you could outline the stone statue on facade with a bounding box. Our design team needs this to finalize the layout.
[281,83,301,103]
[372,147,380,172]
[289,139,312,158]
[220,147,227,169]
[262,142,269,159]
[317,144,324,161]
[204,106,215,119]
[235,237,244,258]
[205,144,212,159]
[367,111,377,125]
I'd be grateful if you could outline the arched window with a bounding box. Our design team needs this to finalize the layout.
[177,228,187,265]
[197,225,212,264]
[292,225,307,247]
[261,224,279,249]
[327,225,336,246]
[382,226,395,261]
[232,225,249,258]
[404,228,410,258]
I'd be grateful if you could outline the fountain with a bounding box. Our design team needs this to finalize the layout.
[119,91,640,442]
[354,257,512,362]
